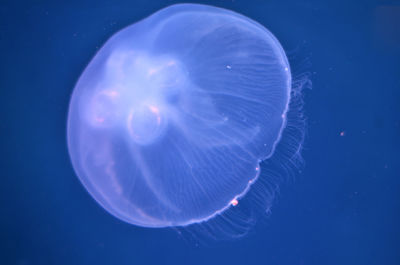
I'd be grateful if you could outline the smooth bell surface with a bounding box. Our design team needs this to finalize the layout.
[67,4,291,227]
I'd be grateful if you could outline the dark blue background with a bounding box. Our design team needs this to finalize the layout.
[1,0,399,264]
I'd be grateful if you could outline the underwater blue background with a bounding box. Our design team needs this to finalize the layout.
[0,0,399,264]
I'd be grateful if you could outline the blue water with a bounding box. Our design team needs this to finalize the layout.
[0,1,399,265]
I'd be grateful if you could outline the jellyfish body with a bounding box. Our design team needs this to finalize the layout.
[67,4,291,227]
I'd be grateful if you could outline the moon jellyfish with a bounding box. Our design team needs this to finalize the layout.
[67,4,306,231]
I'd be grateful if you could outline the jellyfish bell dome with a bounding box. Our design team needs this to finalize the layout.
[67,4,292,228]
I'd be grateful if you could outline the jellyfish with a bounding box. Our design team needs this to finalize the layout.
[67,3,304,230]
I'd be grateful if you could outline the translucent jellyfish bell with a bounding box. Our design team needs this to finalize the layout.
[67,4,292,227]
